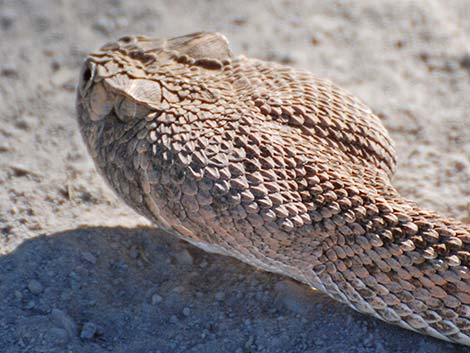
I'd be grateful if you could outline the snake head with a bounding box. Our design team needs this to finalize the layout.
[77,52,158,124]
[75,32,233,222]
[77,32,232,123]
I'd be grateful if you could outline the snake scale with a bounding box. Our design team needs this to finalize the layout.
[76,32,470,346]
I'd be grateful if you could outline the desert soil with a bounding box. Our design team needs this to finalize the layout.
[0,0,469,352]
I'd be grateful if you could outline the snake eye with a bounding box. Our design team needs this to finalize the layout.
[79,61,96,97]
[83,67,92,82]
[114,96,150,123]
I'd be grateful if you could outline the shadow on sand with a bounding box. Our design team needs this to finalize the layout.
[0,226,463,353]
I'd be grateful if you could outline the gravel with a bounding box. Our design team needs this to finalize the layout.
[151,293,163,305]
[0,63,19,78]
[215,291,225,302]
[181,307,189,316]
[46,327,69,345]
[80,322,97,340]
[27,279,43,295]
[173,249,194,266]
[81,251,97,264]
[50,309,78,338]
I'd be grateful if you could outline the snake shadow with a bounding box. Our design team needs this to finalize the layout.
[0,226,466,353]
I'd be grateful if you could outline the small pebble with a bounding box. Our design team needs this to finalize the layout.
[170,315,178,324]
[172,286,184,293]
[68,271,80,290]
[28,222,43,231]
[274,279,314,315]
[460,54,470,70]
[80,322,97,340]
[0,141,10,152]
[1,63,18,77]
[173,249,193,266]
[50,309,77,337]
[311,34,323,46]
[14,290,22,300]
[151,293,163,305]
[129,245,139,259]
[28,279,43,294]
[232,16,247,26]
[51,55,63,71]
[46,327,69,345]
[215,291,225,301]
[81,251,97,264]
[244,335,255,350]
[10,164,36,177]
[15,114,38,131]
[0,9,17,30]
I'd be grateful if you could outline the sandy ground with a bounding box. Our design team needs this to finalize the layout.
[0,0,469,352]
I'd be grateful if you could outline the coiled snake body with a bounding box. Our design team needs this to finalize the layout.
[76,32,470,346]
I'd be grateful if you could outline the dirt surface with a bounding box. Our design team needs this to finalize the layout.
[0,1,469,352]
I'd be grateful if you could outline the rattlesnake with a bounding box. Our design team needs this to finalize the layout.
[76,32,470,346]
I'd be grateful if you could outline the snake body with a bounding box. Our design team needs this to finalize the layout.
[76,32,470,345]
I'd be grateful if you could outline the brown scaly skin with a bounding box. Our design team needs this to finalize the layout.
[76,32,470,345]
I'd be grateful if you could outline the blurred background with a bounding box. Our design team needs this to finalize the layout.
[0,1,469,352]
